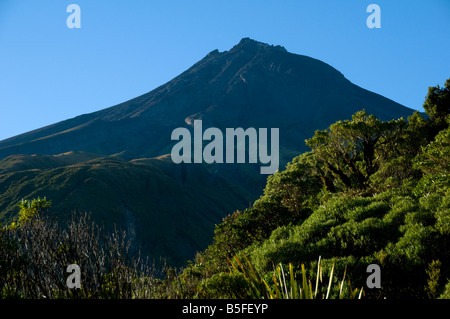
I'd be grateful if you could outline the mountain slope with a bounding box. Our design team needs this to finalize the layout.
[0,38,413,164]
[0,153,256,266]
[0,38,416,266]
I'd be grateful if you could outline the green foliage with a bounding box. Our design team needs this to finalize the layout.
[423,78,450,133]
[223,255,363,299]
[2,78,450,299]
[185,82,450,299]
[242,194,393,273]
[197,271,253,299]
[306,110,407,190]
[414,125,450,176]
[439,281,450,299]
[16,197,51,225]
[425,260,442,299]
[197,151,325,274]
[259,152,323,212]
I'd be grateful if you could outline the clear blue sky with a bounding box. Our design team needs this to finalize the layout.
[1,0,449,141]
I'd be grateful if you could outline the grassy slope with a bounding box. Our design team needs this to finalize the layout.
[0,152,257,267]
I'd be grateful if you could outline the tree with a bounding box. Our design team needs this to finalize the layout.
[306,110,406,191]
[423,78,450,134]
[414,124,450,176]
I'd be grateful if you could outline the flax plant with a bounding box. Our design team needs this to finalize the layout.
[229,255,364,299]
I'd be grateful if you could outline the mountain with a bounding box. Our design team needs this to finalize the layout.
[0,38,412,162]
[0,38,415,266]
[0,153,255,266]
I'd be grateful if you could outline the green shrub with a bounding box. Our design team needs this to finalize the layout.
[198,272,253,299]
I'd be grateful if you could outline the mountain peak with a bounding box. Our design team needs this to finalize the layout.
[0,38,413,162]
[232,37,287,53]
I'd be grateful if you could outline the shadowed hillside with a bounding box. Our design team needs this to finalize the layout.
[0,38,416,266]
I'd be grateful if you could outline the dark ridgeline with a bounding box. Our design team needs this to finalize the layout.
[0,38,415,266]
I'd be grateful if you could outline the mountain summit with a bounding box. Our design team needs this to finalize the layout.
[231,37,288,53]
[0,38,415,266]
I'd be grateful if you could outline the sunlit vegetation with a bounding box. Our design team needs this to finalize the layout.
[1,79,449,299]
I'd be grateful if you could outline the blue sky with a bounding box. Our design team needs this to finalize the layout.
[0,0,449,141]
